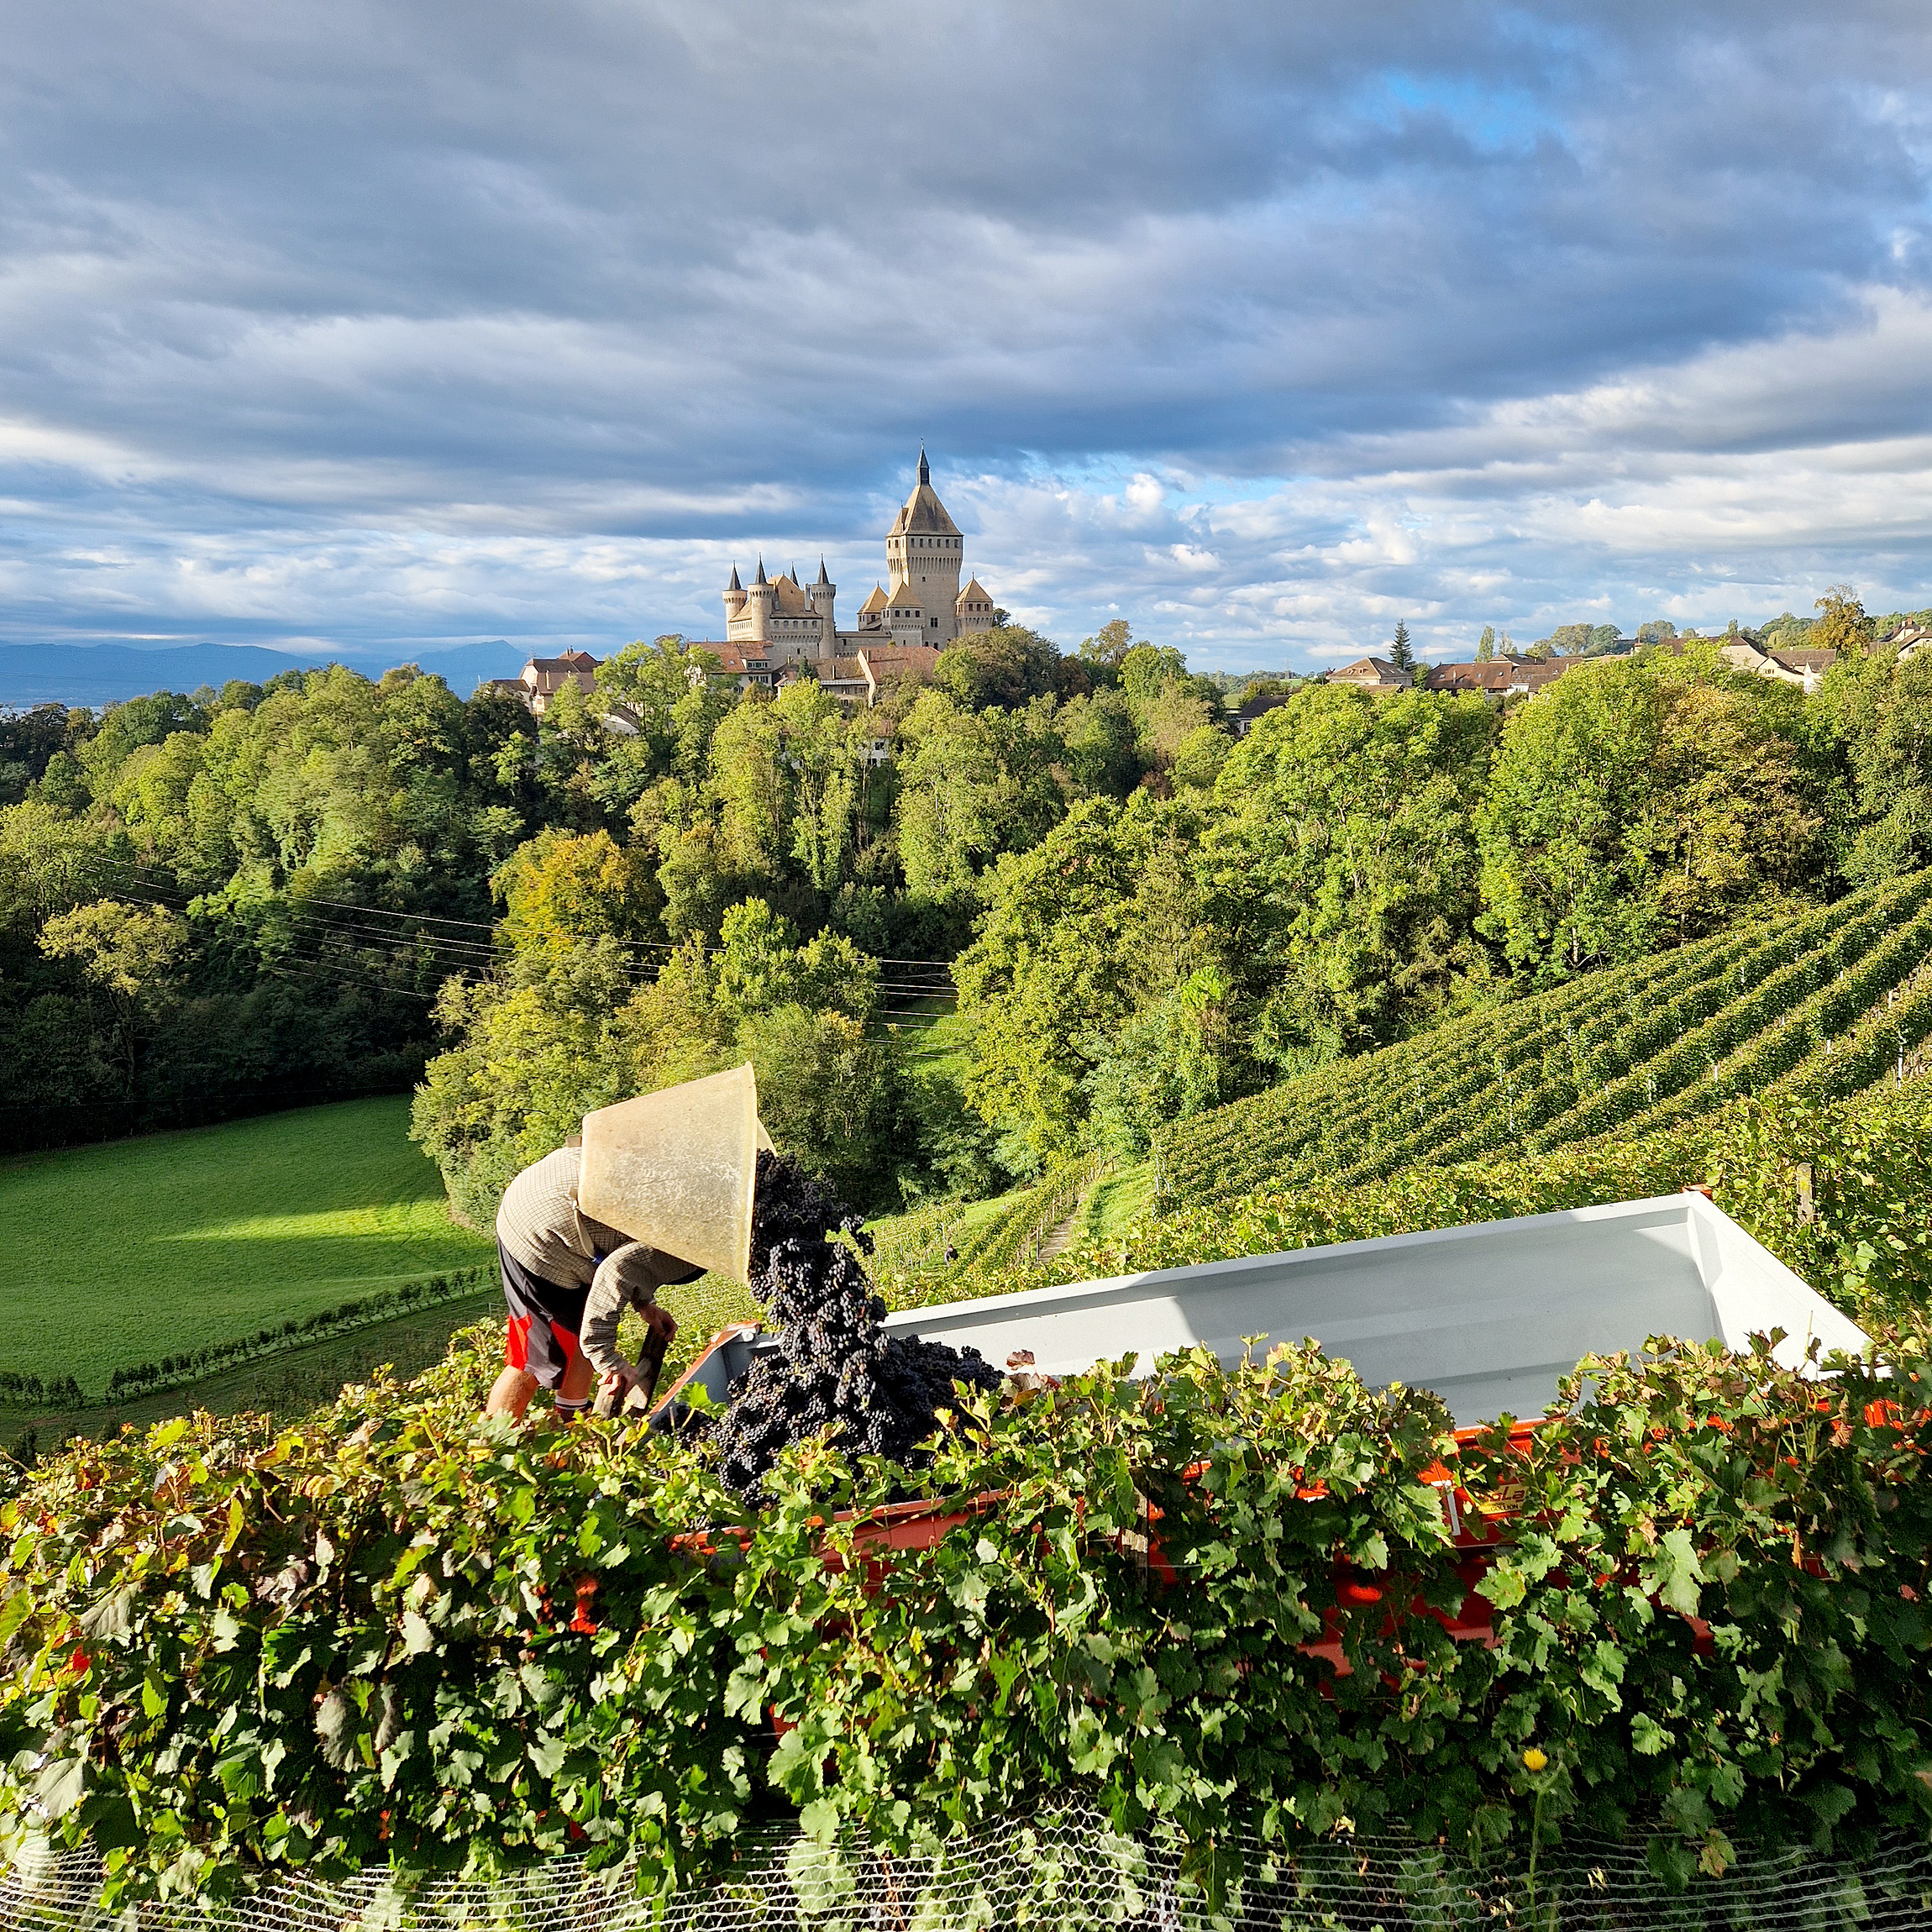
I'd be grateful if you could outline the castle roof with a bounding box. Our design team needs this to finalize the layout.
[858,584,889,613]
[727,563,742,593]
[892,484,961,537]
[861,644,942,674]
[771,574,811,616]
[816,557,831,585]
[892,455,961,538]
[957,577,992,605]
[887,585,925,612]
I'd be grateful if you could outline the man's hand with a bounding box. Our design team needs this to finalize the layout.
[597,1363,644,1410]
[643,1304,678,1352]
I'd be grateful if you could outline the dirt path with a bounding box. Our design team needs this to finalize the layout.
[1037,1204,1083,1263]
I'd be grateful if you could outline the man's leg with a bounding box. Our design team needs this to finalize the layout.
[553,1324,593,1419]
[486,1364,538,1419]
[485,1284,542,1421]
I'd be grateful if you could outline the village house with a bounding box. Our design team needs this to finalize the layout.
[1718,638,1840,691]
[1326,656,1414,691]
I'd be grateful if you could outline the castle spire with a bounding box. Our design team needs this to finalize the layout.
[727,562,742,592]
[816,556,830,585]
[753,554,768,585]
[917,444,930,486]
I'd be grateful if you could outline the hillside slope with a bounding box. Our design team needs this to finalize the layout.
[1159,869,1932,1211]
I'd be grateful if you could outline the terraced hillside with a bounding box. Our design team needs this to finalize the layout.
[1159,869,1932,1211]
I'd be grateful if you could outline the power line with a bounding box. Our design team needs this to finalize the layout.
[76,861,964,1029]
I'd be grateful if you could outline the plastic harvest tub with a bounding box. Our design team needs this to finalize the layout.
[656,1190,1868,1430]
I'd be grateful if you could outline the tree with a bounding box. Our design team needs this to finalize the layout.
[953,798,1150,1161]
[932,626,1061,711]
[38,899,190,1095]
[1203,684,1496,1057]
[493,828,661,960]
[1816,648,1932,885]
[1078,619,1137,675]
[1476,655,1824,979]
[1389,621,1414,674]
[1475,627,1496,664]
[891,691,1068,932]
[1812,585,1873,656]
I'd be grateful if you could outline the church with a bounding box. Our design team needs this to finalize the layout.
[720,449,998,666]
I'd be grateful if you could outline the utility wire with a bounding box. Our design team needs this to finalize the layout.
[76,860,963,1034]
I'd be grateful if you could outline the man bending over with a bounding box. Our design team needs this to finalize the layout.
[486,1143,689,1421]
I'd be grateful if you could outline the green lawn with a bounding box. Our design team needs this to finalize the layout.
[0,1098,491,1394]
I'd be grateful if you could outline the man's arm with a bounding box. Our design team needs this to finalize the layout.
[580,1242,659,1377]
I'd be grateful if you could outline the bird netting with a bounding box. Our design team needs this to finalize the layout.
[5,1812,1930,1932]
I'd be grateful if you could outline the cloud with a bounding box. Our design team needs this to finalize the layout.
[1,0,1930,671]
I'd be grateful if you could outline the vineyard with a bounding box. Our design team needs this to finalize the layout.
[1157,869,1932,1214]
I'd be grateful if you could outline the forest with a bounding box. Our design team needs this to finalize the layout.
[3,601,1932,1219]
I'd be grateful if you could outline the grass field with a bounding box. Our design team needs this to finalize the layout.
[0,1097,491,1394]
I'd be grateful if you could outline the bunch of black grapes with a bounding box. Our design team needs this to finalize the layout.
[709,1152,1000,1495]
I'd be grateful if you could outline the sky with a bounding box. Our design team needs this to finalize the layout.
[3,1,1932,677]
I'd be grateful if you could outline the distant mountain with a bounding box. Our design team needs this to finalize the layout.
[0,640,538,709]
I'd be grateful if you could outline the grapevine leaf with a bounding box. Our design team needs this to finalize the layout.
[0,1588,32,1650]
[34,1756,85,1820]
[1641,1527,1706,1617]
[315,1688,358,1772]
[77,1588,134,1644]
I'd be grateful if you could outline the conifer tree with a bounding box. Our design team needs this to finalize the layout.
[1389,619,1414,674]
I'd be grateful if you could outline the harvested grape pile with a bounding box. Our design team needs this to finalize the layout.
[708,1152,1002,1494]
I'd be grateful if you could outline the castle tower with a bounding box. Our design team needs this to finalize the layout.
[809,558,837,660]
[885,446,965,643]
[722,562,747,631]
[738,555,774,642]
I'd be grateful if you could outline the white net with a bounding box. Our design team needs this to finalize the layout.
[5,1814,1931,1932]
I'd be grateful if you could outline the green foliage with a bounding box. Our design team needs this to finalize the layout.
[0,666,533,1149]
[1151,870,1932,1217]
[4,1313,1929,1909]
[932,625,1063,711]
[491,828,661,958]
[956,686,1499,1162]
[410,901,903,1213]
[1477,653,1825,979]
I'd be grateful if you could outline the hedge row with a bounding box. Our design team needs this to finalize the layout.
[0,1372,86,1412]
[3,1305,1929,1913]
[1515,890,1932,1154]
[98,1267,495,1406]
[1353,878,1932,1179]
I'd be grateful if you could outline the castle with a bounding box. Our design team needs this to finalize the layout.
[720,449,997,666]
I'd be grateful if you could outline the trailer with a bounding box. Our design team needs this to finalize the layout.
[657,1189,1867,1431]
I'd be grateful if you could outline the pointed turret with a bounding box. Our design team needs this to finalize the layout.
[917,444,930,486]
[753,555,768,585]
[816,557,830,585]
[723,559,750,633]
